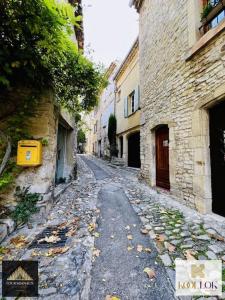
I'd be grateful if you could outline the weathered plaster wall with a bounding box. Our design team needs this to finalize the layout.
[139,0,225,213]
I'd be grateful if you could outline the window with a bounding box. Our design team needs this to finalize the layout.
[201,0,225,33]
[124,86,140,118]
[128,91,135,115]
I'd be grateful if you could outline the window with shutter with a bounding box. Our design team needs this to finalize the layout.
[124,97,128,118]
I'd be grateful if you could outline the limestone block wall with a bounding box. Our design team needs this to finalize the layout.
[0,90,58,207]
[138,0,225,213]
[15,91,58,198]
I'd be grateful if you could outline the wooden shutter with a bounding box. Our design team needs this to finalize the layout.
[134,86,140,112]
[124,97,128,118]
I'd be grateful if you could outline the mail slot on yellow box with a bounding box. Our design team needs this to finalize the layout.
[17,140,42,167]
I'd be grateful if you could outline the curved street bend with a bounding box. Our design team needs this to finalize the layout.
[1,155,225,300]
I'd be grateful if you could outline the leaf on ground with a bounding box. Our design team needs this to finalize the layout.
[66,228,76,237]
[0,246,10,255]
[45,246,69,257]
[110,235,114,239]
[164,242,175,253]
[135,199,141,204]
[144,267,156,279]
[10,235,28,248]
[52,230,59,235]
[127,246,134,251]
[144,247,152,253]
[105,296,121,300]
[58,221,67,229]
[94,232,100,238]
[93,248,101,257]
[184,250,196,260]
[137,245,143,252]
[88,223,96,233]
[156,234,166,242]
[38,235,61,244]
[140,228,148,235]
[125,225,131,230]
[127,235,133,240]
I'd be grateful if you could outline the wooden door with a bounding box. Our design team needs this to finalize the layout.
[156,126,170,190]
[210,101,225,217]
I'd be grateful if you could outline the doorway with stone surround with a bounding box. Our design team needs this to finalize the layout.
[127,131,141,168]
[209,101,225,218]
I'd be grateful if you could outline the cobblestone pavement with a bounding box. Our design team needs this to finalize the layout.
[0,154,225,300]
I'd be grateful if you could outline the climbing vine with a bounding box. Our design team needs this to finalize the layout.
[0,0,105,191]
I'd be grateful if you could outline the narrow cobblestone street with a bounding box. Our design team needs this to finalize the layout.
[1,155,225,299]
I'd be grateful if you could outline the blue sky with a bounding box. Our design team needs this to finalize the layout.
[83,0,139,67]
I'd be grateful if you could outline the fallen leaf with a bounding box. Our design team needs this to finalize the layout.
[140,228,148,235]
[88,223,96,233]
[10,235,28,248]
[137,245,143,252]
[94,232,100,238]
[105,296,120,300]
[184,250,196,260]
[164,242,175,253]
[144,248,152,253]
[0,246,10,255]
[127,235,133,240]
[127,246,134,251]
[125,225,131,230]
[66,228,76,237]
[58,221,67,229]
[144,267,156,279]
[156,234,166,242]
[45,246,69,257]
[93,248,101,257]
[110,235,114,239]
[38,235,61,244]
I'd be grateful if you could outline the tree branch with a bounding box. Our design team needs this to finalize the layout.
[0,131,11,176]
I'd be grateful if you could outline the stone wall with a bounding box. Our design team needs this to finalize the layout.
[138,0,225,213]
[0,90,58,208]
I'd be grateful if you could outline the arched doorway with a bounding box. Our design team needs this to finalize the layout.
[128,131,140,168]
[155,125,170,190]
[209,101,225,217]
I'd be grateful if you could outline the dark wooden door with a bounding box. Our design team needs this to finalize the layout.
[156,126,170,190]
[128,132,141,168]
[210,101,225,217]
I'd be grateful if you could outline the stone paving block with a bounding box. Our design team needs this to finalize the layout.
[208,244,224,254]
[206,250,218,260]
[39,287,57,296]
[160,253,172,266]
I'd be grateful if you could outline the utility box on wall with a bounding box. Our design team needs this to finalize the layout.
[17,140,42,167]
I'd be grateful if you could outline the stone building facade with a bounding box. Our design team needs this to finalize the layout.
[131,0,225,218]
[89,62,119,158]
[114,38,141,168]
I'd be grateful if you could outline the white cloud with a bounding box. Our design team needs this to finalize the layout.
[83,0,139,67]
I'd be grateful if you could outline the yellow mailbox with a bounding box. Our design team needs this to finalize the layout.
[17,140,42,167]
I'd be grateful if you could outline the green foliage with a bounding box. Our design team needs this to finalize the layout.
[77,128,86,144]
[0,0,105,113]
[0,160,22,192]
[201,2,213,20]
[108,114,118,157]
[41,138,49,146]
[11,187,42,224]
[108,114,117,144]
